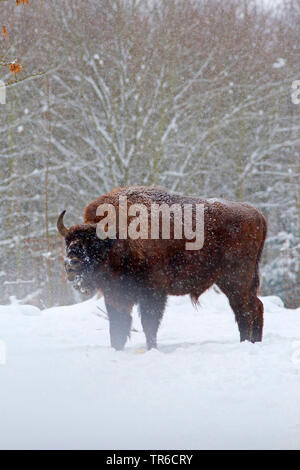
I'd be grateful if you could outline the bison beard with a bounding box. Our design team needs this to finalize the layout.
[57,186,267,350]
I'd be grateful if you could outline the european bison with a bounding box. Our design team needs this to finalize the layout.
[57,185,267,350]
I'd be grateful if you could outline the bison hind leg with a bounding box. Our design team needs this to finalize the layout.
[226,293,263,343]
[216,281,264,343]
[250,296,264,343]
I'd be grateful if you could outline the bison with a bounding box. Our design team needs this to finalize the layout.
[57,185,267,350]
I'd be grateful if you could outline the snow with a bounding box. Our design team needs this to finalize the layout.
[0,288,300,450]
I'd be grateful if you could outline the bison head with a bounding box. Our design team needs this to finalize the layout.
[57,211,114,295]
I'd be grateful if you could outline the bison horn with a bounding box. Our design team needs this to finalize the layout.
[57,210,69,237]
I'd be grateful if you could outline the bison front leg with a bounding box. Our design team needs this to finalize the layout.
[139,291,167,350]
[105,299,133,351]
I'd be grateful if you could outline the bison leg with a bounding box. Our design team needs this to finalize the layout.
[233,295,264,343]
[230,295,253,342]
[250,296,264,343]
[217,283,264,343]
[139,291,167,350]
[105,299,133,351]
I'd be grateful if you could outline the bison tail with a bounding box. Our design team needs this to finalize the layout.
[252,214,267,295]
[257,214,267,265]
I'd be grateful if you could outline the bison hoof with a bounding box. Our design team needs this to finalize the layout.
[111,335,128,351]
[112,343,125,351]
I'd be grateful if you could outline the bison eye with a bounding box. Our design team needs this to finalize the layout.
[67,241,85,258]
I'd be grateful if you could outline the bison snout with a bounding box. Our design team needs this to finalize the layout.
[64,257,82,281]
[65,257,80,268]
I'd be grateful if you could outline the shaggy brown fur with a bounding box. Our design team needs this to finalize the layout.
[58,186,267,350]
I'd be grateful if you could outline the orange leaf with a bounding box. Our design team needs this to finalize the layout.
[9,62,22,75]
[2,26,7,39]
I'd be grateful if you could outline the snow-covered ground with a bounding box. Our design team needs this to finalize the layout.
[0,288,299,450]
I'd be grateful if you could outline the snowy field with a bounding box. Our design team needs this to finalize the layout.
[0,288,300,450]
